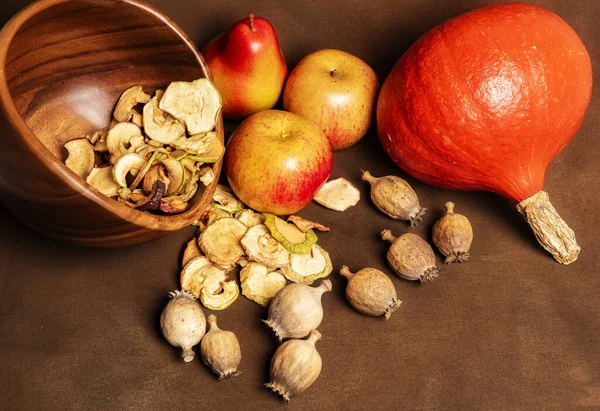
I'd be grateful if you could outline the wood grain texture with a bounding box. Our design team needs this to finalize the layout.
[0,0,224,247]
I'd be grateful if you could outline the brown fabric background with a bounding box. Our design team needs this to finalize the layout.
[1,0,599,410]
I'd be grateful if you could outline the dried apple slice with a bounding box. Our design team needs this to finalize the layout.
[235,209,265,227]
[240,262,287,307]
[117,187,132,201]
[281,245,333,285]
[112,153,147,187]
[129,149,159,190]
[159,196,188,214]
[106,122,143,163]
[86,165,119,197]
[195,205,232,232]
[182,238,203,267]
[180,157,200,171]
[169,149,187,160]
[86,129,107,145]
[94,139,108,153]
[127,135,146,154]
[264,213,317,254]
[129,190,147,203]
[161,158,186,196]
[313,177,360,212]
[143,96,185,145]
[64,138,95,178]
[287,215,330,233]
[199,166,215,186]
[241,224,290,269]
[213,184,244,213]
[198,218,248,267]
[180,256,228,299]
[179,182,198,203]
[142,164,170,194]
[159,78,222,135]
[131,110,143,128]
[174,132,224,163]
[171,132,211,154]
[200,280,239,311]
[113,85,151,123]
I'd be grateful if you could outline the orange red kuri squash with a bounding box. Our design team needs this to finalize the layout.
[377,3,592,264]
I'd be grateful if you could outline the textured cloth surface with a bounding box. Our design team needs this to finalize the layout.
[1,1,599,410]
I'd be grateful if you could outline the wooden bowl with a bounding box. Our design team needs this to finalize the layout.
[0,0,224,247]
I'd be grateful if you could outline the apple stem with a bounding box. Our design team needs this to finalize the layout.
[248,13,256,32]
[330,68,339,77]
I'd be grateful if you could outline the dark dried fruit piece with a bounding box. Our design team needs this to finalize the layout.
[135,180,166,211]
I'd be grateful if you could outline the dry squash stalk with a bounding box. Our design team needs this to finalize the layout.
[62,79,224,215]
[517,192,580,265]
[432,202,473,263]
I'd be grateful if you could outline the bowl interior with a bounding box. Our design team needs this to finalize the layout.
[5,0,205,156]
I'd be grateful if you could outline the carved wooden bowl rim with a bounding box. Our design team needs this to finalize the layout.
[0,0,224,231]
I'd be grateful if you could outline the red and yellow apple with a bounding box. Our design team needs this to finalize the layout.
[283,49,379,151]
[224,110,332,215]
[202,13,287,120]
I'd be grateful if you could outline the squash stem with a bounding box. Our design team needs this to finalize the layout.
[517,191,580,264]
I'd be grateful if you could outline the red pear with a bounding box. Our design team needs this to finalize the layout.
[202,13,288,120]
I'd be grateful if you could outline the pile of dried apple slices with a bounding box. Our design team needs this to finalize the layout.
[62,79,223,215]
[180,185,333,310]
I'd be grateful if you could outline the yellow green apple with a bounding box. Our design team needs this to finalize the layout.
[283,49,379,151]
[224,110,332,215]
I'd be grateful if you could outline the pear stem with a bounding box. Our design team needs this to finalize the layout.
[248,13,256,32]
[339,265,355,281]
[444,202,455,214]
